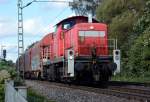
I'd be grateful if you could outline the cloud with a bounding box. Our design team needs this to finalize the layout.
[0,0,8,4]
[0,16,55,62]
[0,43,17,61]
[0,16,54,38]
[0,17,17,37]
[42,0,73,11]
[4,45,17,56]
[68,13,76,17]
[24,17,54,36]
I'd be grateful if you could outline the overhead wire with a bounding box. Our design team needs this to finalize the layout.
[49,6,70,25]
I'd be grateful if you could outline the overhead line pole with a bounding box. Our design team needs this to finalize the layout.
[17,0,24,79]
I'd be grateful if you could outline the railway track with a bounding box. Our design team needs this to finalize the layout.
[99,87,150,102]
[68,84,150,102]
[109,86,150,96]
[108,81,150,87]
[26,80,150,102]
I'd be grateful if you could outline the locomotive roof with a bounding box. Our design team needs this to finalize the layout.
[56,16,99,26]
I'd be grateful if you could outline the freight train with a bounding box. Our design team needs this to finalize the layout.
[16,16,120,83]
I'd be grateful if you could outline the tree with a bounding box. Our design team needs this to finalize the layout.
[96,0,150,78]
[128,27,150,77]
[127,0,150,77]
[96,0,145,23]
[96,0,146,57]
[70,0,103,16]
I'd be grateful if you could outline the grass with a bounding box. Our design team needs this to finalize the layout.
[27,88,55,102]
[0,84,5,102]
[111,73,150,83]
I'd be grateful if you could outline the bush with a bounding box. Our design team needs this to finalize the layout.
[27,89,55,102]
[96,0,145,23]
[0,84,4,101]
[0,60,17,80]
[97,0,150,82]
[0,70,11,83]
[128,28,150,77]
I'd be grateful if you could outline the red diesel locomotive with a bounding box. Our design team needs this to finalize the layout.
[17,16,120,83]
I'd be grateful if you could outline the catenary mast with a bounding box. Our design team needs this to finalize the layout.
[17,0,24,78]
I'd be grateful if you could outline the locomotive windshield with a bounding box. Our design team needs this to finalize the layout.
[62,20,76,30]
[79,31,105,37]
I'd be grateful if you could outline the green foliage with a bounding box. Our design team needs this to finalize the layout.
[0,84,4,102]
[0,60,17,79]
[14,77,25,86]
[96,0,146,57]
[96,0,145,23]
[112,72,150,83]
[97,0,126,23]
[134,0,150,34]
[27,89,55,102]
[109,11,137,47]
[128,28,150,77]
[96,0,150,81]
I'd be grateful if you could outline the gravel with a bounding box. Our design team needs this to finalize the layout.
[25,80,139,102]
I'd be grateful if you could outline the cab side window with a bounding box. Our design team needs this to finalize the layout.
[54,26,57,33]
[63,23,71,30]
[62,20,75,30]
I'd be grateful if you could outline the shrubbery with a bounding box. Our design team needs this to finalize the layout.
[0,84,4,101]
[27,89,55,102]
[0,60,17,80]
[128,27,150,77]
[0,60,16,102]
[0,70,10,83]
[96,0,150,81]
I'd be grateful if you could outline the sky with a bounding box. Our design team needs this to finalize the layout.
[0,0,75,62]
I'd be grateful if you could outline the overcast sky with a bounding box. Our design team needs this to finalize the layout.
[0,0,74,62]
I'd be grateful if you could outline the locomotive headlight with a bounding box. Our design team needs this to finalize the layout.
[90,26,94,30]
[69,56,73,60]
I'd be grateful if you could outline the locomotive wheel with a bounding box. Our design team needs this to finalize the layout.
[99,64,110,82]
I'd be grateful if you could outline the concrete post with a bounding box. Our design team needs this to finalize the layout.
[9,80,14,86]
[5,80,14,102]
[15,86,27,99]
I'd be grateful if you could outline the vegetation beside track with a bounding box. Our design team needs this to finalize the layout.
[0,60,15,102]
[0,60,55,102]
[27,88,55,102]
[112,73,150,83]
[96,0,150,82]
[0,83,4,101]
